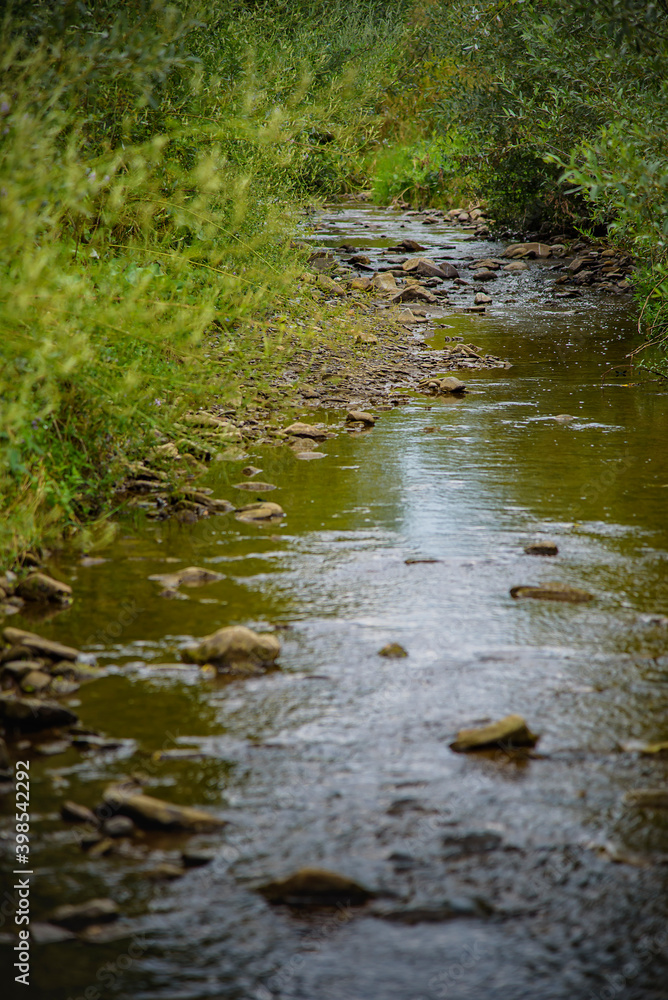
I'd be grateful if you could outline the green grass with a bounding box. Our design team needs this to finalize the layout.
[0,0,410,563]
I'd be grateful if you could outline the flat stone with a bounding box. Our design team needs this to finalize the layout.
[146,864,185,880]
[49,898,119,931]
[376,896,493,923]
[2,660,44,679]
[0,693,78,731]
[61,801,99,826]
[235,501,285,523]
[472,269,497,282]
[241,465,262,476]
[510,582,592,602]
[503,261,529,272]
[103,784,226,831]
[182,625,280,674]
[257,868,375,906]
[284,422,329,439]
[148,566,225,589]
[3,627,79,662]
[233,482,277,492]
[34,738,71,756]
[30,922,77,944]
[294,452,326,460]
[15,573,73,606]
[450,714,539,752]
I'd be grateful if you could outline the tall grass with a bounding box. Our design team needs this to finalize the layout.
[0,0,409,562]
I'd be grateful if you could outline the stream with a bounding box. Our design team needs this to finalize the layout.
[2,205,668,1000]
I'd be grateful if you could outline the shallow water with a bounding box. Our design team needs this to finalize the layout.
[2,206,668,1000]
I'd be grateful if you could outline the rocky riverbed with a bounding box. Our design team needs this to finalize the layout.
[1,203,666,1000]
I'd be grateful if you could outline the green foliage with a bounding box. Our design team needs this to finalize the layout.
[0,0,409,561]
[382,0,668,368]
[371,135,474,207]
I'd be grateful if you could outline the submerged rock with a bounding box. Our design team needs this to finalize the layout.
[103,784,225,831]
[524,541,559,556]
[257,868,375,906]
[375,896,493,924]
[450,714,539,752]
[16,572,73,606]
[182,624,280,674]
[233,482,277,492]
[510,582,592,602]
[50,898,119,931]
[148,566,224,589]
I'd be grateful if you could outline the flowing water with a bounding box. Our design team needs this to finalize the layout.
[2,206,668,1000]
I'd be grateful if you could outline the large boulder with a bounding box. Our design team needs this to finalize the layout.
[182,625,280,674]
